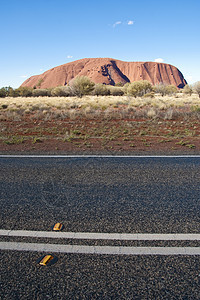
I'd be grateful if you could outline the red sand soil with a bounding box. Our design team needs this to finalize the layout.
[1,115,199,155]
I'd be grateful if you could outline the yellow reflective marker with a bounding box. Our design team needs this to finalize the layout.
[39,255,54,266]
[53,223,63,231]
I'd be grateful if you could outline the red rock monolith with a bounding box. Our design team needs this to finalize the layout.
[21,58,187,88]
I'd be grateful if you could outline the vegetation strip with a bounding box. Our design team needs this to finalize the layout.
[1,92,199,153]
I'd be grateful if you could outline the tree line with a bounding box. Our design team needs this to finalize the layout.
[0,76,200,98]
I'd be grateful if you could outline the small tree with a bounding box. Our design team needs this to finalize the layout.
[69,76,95,97]
[127,80,153,97]
[155,83,166,96]
[0,88,7,97]
[51,86,72,97]
[0,86,13,97]
[109,86,124,96]
[32,89,50,97]
[8,88,20,97]
[123,82,131,95]
[155,83,177,96]
[165,85,177,95]
[14,86,33,97]
[93,84,110,96]
[127,82,141,97]
[141,80,153,94]
[183,84,192,96]
[193,81,200,98]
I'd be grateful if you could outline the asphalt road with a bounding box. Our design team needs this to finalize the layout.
[0,156,200,299]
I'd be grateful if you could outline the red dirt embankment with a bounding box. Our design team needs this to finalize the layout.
[1,115,199,155]
[21,58,187,89]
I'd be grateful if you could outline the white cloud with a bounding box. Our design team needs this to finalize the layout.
[67,55,73,59]
[19,75,28,78]
[128,20,134,25]
[112,20,134,28]
[154,58,164,63]
[40,69,44,72]
[113,21,122,28]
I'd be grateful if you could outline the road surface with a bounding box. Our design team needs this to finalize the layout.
[0,156,199,299]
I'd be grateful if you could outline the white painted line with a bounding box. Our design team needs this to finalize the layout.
[0,242,199,255]
[1,230,200,241]
[0,155,200,158]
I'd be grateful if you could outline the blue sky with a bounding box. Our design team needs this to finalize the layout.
[0,0,199,88]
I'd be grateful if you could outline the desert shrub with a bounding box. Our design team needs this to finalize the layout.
[123,82,131,95]
[46,88,53,96]
[14,86,33,97]
[165,85,177,95]
[140,80,153,94]
[146,108,157,118]
[32,89,50,97]
[8,88,21,97]
[154,83,167,96]
[143,91,155,98]
[109,86,124,96]
[127,80,153,97]
[0,88,7,98]
[69,76,95,97]
[115,82,125,87]
[193,81,200,98]
[155,83,177,96]
[7,87,16,97]
[0,86,14,97]
[183,84,192,96]
[164,107,178,120]
[93,84,110,96]
[51,86,72,97]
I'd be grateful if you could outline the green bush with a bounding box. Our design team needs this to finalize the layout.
[32,89,50,97]
[165,85,177,95]
[51,86,72,97]
[143,91,155,98]
[127,80,153,97]
[140,80,153,95]
[0,86,14,97]
[14,86,33,97]
[123,82,131,95]
[0,88,7,98]
[8,88,20,97]
[69,76,95,97]
[193,81,200,98]
[93,84,110,96]
[115,82,124,87]
[155,83,177,96]
[183,84,192,96]
[154,83,166,96]
[109,86,124,96]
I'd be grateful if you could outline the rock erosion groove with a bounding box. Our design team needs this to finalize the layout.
[21,58,187,88]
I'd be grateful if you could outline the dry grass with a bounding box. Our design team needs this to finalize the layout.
[1,93,199,153]
[0,94,199,121]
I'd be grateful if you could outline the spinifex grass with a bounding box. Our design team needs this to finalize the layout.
[1,93,200,121]
[0,94,199,152]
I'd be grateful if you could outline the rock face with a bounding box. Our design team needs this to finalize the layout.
[21,58,187,88]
